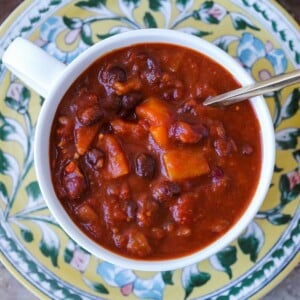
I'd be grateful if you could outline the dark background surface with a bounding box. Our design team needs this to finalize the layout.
[0,1,299,300]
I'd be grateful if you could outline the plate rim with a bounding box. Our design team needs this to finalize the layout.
[0,0,299,299]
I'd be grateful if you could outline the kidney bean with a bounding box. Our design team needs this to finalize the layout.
[77,105,103,126]
[62,161,87,200]
[214,138,231,157]
[144,57,161,84]
[151,181,181,203]
[170,193,197,225]
[126,200,138,221]
[171,121,208,144]
[211,166,229,192]
[85,149,105,169]
[135,153,156,179]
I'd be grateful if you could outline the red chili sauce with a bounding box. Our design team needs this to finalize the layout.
[50,43,262,260]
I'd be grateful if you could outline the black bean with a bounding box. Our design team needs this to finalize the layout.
[102,94,122,112]
[107,66,127,84]
[151,181,181,203]
[100,122,113,134]
[119,91,143,117]
[135,153,156,179]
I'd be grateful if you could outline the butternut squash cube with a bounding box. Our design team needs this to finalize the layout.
[163,149,209,180]
[150,125,169,149]
[99,134,129,179]
[136,97,170,126]
[75,123,100,155]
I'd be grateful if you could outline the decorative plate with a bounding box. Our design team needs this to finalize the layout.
[0,1,299,299]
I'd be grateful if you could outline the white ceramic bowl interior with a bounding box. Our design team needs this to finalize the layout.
[33,29,275,271]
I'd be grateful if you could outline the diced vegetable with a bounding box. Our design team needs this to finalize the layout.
[126,229,151,257]
[171,121,208,144]
[113,78,141,95]
[136,97,171,126]
[77,203,99,223]
[163,148,210,180]
[99,134,129,178]
[111,118,146,138]
[75,123,100,155]
[149,125,169,148]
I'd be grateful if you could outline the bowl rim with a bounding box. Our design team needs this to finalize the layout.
[34,28,275,271]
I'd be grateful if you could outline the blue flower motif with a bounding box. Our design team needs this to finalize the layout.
[236,33,287,77]
[97,262,136,287]
[134,273,165,299]
[97,262,166,298]
[37,17,89,64]
[237,33,265,68]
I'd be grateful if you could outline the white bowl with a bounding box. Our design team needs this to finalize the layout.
[4,29,275,271]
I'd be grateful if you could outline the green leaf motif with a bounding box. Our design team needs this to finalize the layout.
[202,0,214,10]
[63,16,83,30]
[26,181,41,202]
[0,149,19,191]
[143,12,158,28]
[21,228,34,243]
[267,213,292,225]
[83,277,109,294]
[230,12,260,31]
[81,24,93,45]
[280,173,300,205]
[213,35,239,52]
[176,0,193,12]
[123,0,140,7]
[238,222,264,262]
[37,222,60,267]
[76,0,106,8]
[0,182,8,204]
[210,246,237,279]
[192,30,211,38]
[182,264,210,299]
[149,0,162,11]
[275,128,300,150]
[293,149,300,163]
[281,88,300,120]
[5,86,30,115]
[162,270,174,285]
[0,113,28,154]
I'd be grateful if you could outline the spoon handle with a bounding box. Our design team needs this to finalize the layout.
[203,68,300,106]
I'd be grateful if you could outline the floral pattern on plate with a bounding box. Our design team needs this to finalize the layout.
[0,1,299,299]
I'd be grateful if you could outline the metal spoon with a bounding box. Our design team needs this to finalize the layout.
[203,69,300,106]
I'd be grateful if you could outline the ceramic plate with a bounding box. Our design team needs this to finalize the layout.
[0,0,299,299]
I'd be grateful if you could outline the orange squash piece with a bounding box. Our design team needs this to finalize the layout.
[99,134,129,179]
[136,97,171,126]
[163,148,210,180]
[150,125,169,149]
[75,123,100,155]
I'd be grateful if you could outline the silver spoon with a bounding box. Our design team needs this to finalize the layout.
[203,69,300,106]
